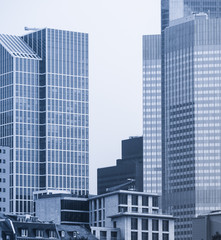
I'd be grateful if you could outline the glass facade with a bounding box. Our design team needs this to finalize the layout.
[163,16,221,240]
[0,28,89,214]
[143,35,162,194]
[161,0,221,31]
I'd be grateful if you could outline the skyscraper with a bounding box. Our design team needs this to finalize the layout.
[143,35,162,194]
[162,14,221,239]
[161,0,221,31]
[0,28,89,214]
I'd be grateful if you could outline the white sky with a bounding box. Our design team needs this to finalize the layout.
[0,0,160,194]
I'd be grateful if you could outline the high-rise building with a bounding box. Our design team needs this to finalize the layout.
[162,14,221,239]
[142,36,162,194]
[0,28,89,214]
[97,136,143,195]
[161,0,221,31]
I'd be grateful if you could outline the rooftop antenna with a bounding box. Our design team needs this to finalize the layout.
[24,27,41,31]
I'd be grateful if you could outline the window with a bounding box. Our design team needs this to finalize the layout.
[49,230,56,238]
[132,195,138,205]
[21,229,28,237]
[36,230,44,238]
[152,197,158,207]
[152,219,159,231]
[119,194,127,204]
[100,231,107,240]
[142,219,148,230]
[142,208,149,213]
[111,232,117,240]
[118,206,127,212]
[132,207,138,212]
[131,232,138,240]
[131,218,138,230]
[163,233,169,240]
[163,220,169,232]
[142,196,149,206]
[152,233,159,240]
[142,232,148,240]
[113,221,117,228]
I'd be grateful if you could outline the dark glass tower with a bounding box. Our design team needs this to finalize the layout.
[0,28,89,214]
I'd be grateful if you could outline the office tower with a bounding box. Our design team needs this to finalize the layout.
[97,136,143,194]
[161,0,221,31]
[0,28,89,214]
[143,36,161,194]
[0,147,10,213]
[162,14,221,239]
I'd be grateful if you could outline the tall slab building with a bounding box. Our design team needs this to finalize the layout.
[163,15,221,239]
[143,35,161,194]
[0,28,89,214]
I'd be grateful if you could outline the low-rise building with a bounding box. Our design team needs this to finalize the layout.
[34,190,89,226]
[0,147,10,214]
[0,214,97,240]
[192,211,221,240]
[89,190,174,240]
[0,214,59,240]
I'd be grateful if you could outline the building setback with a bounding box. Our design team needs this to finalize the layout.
[0,28,89,214]
[89,190,174,240]
[97,137,143,195]
[162,14,221,239]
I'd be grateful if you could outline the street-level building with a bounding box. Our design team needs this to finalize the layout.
[192,211,221,240]
[89,190,174,240]
[34,190,89,226]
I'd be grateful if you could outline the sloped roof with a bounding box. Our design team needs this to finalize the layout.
[0,34,41,60]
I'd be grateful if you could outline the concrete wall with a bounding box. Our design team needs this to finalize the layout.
[36,197,61,224]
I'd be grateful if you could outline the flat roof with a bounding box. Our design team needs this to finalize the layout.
[89,190,160,200]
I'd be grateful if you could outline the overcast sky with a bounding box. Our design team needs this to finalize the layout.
[0,0,160,194]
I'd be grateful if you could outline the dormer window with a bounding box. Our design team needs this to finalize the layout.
[21,229,28,237]
[49,230,56,238]
[36,230,44,238]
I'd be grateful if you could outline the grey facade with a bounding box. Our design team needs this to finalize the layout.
[34,191,89,226]
[0,147,10,214]
[89,190,175,240]
[162,15,221,239]
[97,137,143,195]
[0,28,89,214]
[143,36,161,194]
[192,211,221,240]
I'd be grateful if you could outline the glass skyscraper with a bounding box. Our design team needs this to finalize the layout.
[0,28,89,214]
[143,35,162,194]
[161,0,221,31]
[163,15,221,239]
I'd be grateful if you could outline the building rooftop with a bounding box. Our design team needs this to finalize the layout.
[89,189,160,200]
[0,34,41,59]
